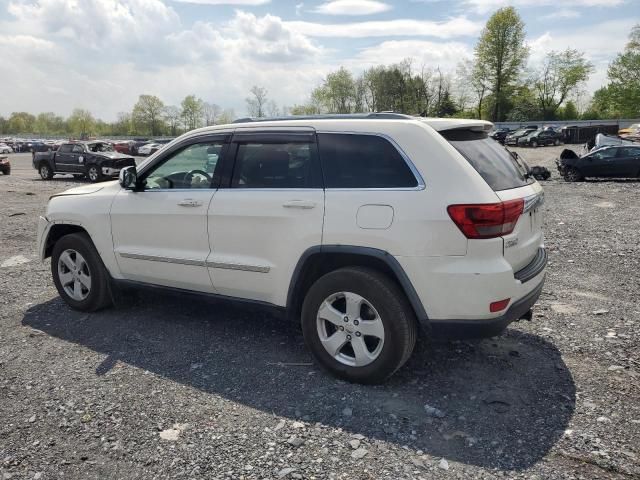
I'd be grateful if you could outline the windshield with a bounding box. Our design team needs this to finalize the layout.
[441,129,534,191]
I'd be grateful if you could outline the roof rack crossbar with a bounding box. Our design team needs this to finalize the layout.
[232,112,413,123]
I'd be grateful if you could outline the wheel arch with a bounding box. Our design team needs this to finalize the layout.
[43,224,91,259]
[286,245,427,324]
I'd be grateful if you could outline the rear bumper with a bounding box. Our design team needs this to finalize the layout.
[427,279,544,339]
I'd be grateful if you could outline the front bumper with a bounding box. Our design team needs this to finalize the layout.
[102,167,122,177]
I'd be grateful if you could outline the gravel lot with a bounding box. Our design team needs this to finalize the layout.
[1,146,639,479]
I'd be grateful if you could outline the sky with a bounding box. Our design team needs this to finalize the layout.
[0,0,636,120]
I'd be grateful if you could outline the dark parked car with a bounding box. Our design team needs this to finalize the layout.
[0,156,10,175]
[556,146,640,181]
[490,127,513,144]
[505,126,538,146]
[32,141,136,182]
[518,128,562,147]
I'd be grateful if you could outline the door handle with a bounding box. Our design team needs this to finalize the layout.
[178,199,202,207]
[282,200,316,209]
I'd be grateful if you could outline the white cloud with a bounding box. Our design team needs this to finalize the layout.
[173,0,270,4]
[542,8,580,19]
[464,0,625,14]
[286,16,482,38]
[349,39,472,71]
[314,0,391,15]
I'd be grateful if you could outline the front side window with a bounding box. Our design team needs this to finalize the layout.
[58,144,72,154]
[317,133,418,189]
[143,142,223,189]
[591,148,617,160]
[231,143,314,188]
[72,145,84,154]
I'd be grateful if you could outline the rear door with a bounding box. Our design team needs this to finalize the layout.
[207,130,324,306]
[613,147,640,177]
[442,128,543,273]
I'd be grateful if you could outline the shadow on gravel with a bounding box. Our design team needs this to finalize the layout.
[23,293,575,471]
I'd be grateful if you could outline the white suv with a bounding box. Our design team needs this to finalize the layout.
[37,114,546,383]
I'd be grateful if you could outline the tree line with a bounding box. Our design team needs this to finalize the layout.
[0,95,237,138]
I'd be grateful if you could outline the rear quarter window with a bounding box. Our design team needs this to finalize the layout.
[440,129,533,191]
[317,133,418,189]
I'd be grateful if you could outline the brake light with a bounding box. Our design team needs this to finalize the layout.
[447,199,524,239]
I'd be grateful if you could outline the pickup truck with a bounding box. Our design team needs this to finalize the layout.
[33,141,136,182]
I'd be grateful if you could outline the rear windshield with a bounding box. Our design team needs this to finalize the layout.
[441,129,533,191]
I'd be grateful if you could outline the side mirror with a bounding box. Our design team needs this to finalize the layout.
[119,166,138,190]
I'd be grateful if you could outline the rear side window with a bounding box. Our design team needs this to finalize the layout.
[318,133,418,189]
[231,143,315,188]
[441,129,533,191]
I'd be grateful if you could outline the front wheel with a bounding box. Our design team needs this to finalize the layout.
[564,167,584,182]
[51,233,112,312]
[86,164,102,183]
[554,139,561,146]
[301,267,417,384]
[39,163,53,180]
[531,140,538,148]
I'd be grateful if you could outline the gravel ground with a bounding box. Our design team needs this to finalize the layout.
[1,147,639,480]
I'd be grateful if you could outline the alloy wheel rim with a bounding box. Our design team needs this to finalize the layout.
[40,166,49,178]
[316,291,385,367]
[58,249,91,301]
[89,167,98,181]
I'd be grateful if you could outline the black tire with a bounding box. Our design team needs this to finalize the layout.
[564,167,584,182]
[51,233,112,312]
[73,174,86,180]
[531,140,538,148]
[39,162,53,180]
[86,164,102,183]
[301,267,417,384]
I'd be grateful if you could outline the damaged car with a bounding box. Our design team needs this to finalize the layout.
[33,141,136,182]
[556,145,640,181]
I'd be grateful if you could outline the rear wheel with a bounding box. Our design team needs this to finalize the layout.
[86,164,102,183]
[51,233,112,312]
[531,140,538,148]
[39,163,53,180]
[554,138,561,146]
[301,267,417,384]
[564,167,583,182]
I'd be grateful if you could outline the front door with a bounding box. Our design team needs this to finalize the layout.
[54,144,76,171]
[110,135,228,293]
[207,130,324,306]
[581,147,617,177]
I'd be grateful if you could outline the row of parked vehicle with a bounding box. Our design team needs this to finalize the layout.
[490,126,563,147]
[0,137,174,157]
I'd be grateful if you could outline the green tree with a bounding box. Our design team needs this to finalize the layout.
[533,49,593,120]
[67,109,95,138]
[34,112,65,135]
[217,109,236,125]
[607,24,640,117]
[473,6,528,121]
[164,106,182,136]
[559,100,579,120]
[8,112,36,133]
[245,86,268,117]
[132,94,165,136]
[315,67,357,113]
[181,95,204,131]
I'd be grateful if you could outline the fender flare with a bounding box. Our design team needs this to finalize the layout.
[286,245,428,322]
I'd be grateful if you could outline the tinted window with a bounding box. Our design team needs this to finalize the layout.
[618,147,640,158]
[144,142,223,189]
[231,143,315,188]
[58,144,73,154]
[72,145,84,154]
[591,148,617,160]
[441,129,533,191]
[318,134,418,189]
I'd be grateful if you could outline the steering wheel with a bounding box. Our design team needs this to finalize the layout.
[183,169,212,186]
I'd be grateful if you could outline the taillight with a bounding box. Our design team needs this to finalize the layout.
[447,199,524,239]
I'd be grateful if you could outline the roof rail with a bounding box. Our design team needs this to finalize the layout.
[232,112,414,123]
